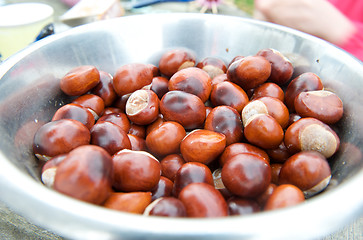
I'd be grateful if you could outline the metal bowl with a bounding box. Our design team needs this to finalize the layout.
[0,13,362,240]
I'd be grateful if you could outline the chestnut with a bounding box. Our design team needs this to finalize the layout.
[196,56,227,79]
[113,63,154,96]
[219,142,270,167]
[53,145,113,205]
[146,121,186,157]
[150,76,169,99]
[72,94,105,120]
[279,151,331,197]
[172,162,214,197]
[112,94,131,113]
[112,149,161,192]
[244,114,284,150]
[160,154,185,182]
[33,119,90,161]
[242,96,289,129]
[204,105,244,146]
[144,197,187,217]
[41,154,67,188]
[160,90,206,130]
[128,123,146,139]
[168,67,212,103]
[125,89,160,125]
[146,115,165,136]
[52,103,95,130]
[97,112,131,134]
[180,129,226,165]
[284,117,340,158]
[264,184,305,211]
[128,134,147,151]
[101,107,123,116]
[103,192,152,214]
[211,73,228,86]
[178,182,228,217]
[255,183,277,208]
[266,141,291,163]
[158,48,196,77]
[270,163,282,185]
[284,72,324,111]
[256,48,293,85]
[227,197,260,216]
[91,70,117,107]
[212,168,233,200]
[221,153,271,198]
[294,90,344,124]
[60,65,100,96]
[151,176,174,201]
[90,121,131,155]
[251,82,284,102]
[210,81,249,114]
[227,55,271,90]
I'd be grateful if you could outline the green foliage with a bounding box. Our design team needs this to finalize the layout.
[234,0,254,15]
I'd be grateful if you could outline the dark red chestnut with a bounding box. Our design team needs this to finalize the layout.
[54,145,113,205]
[251,82,285,102]
[33,119,90,161]
[151,176,174,201]
[128,134,147,151]
[103,192,152,214]
[264,184,305,211]
[221,153,271,198]
[160,90,206,130]
[144,197,187,217]
[196,57,227,79]
[73,94,105,120]
[227,197,260,216]
[91,70,117,106]
[97,112,131,134]
[150,76,169,99]
[204,105,244,146]
[52,103,95,130]
[160,154,185,182]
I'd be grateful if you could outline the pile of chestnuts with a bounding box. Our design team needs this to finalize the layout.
[33,48,343,218]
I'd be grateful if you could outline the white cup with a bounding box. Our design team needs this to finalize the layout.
[0,3,54,60]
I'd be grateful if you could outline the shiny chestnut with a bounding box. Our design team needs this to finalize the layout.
[158,48,196,77]
[91,70,117,106]
[52,103,95,130]
[103,192,152,214]
[196,56,227,79]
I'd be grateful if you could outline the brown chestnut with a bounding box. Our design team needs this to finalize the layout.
[97,112,131,134]
[103,192,152,214]
[266,141,291,164]
[150,76,169,99]
[221,153,271,198]
[91,70,117,106]
[284,117,340,158]
[210,81,249,114]
[284,72,324,111]
[125,89,160,125]
[128,123,146,139]
[151,176,174,201]
[256,48,293,85]
[128,134,147,151]
[204,105,244,146]
[73,94,105,120]
[180,129,226,165]
[90,121,131,155]
[219,142,270,167]
[178,182,228,218]
[41,154,67,188]
[53,145,113,205]
[113,63,154,96]
[227,55,271,90]
[144,197,187,217]
[242,96,289,129]
[264,184,305,211]
[52,103,95,130]
[251,82,285,102]
[158,49,196,77]
[196,57,227,79]
[160,154,185,182]
[244,114,284,150]
[60,65,100,96]
[227,197,260,216]
[160,90,206,130]
[172,162,214,197]
[279,151,331,197]
[112,149,161,192]
[168,67,212,103]
[146,121,186,157]
[294,90,344,124]
[33,119,90,161]
[211,73,228,86]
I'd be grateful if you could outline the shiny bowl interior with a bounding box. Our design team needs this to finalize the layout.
[0,13,362,240]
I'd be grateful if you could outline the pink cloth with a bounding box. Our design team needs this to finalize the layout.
[328,0,363,61]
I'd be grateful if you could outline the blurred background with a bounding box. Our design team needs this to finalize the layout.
[0,0,361,239]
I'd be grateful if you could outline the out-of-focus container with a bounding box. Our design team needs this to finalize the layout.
[0,13,362,240]
[0,3,53,60]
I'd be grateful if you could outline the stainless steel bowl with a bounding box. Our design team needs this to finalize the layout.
[0,13,362,240]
